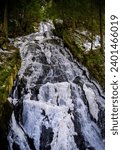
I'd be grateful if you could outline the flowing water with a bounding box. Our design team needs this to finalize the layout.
[7,21,105,150]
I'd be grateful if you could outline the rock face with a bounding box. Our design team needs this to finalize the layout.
[7,21,105,150]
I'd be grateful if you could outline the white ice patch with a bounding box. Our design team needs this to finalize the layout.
[83,84,99,120]
[22,99,77,150]
[71,83,104,150]
[94,35,101,48]
[38,82,74,110]
[39,21,54,35]
[8,113,30,150]
[44,47,52,64]
[83,41,92,51]
[0,48,3,52]
[83,35,101,51]
[35,36,44,42]
[51,114,78,150]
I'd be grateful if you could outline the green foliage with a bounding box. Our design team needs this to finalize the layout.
[47,0,104,34]
[83,49,105,90]
[8,0,42,36]
[0,0,47,37]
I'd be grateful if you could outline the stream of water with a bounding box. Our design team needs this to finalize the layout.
[7,21,105,150]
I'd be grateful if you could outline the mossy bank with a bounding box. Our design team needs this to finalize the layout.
[53,21,105,91]
[0,41,21,149]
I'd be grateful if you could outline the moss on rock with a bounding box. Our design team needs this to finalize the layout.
[0,45,20,103]
[0,41,21,149]
[54,22,105,91]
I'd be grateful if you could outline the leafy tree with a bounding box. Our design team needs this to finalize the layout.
[47,0,104,51]
[0,0,44,38]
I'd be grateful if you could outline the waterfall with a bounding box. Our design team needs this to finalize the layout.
[7,21,105,150]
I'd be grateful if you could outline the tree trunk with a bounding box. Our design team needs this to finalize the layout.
[3,0,8,39]
[99,0,104,53]
[72,19,76,32]
[90,0,93,51]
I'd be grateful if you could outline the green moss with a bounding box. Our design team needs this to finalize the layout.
[54,23,105,91]
[82,49,105,90]
[63,30,83,56]
[0,44,21,103]
[0,42,21,148]
[0,44,20,145]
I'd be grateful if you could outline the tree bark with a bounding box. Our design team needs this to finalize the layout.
[90,0,93,51]
[3,0,8,39]
[72,19,76,32]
